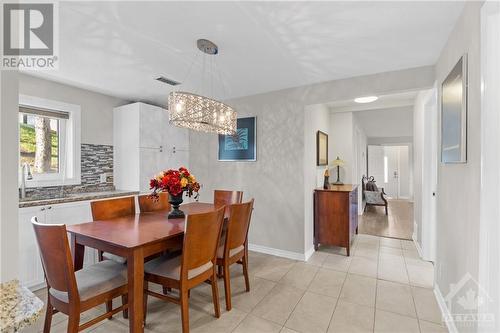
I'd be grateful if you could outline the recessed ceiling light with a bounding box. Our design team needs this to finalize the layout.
[354,96,378,103]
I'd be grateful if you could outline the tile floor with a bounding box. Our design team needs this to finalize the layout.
[28,234,444,333]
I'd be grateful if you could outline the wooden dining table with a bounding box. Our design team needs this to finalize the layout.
[66,202,218,333]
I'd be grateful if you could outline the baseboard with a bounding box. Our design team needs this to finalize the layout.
[412,235,424,259]
[248,243,308,261]
[434,285,459,333]
[304,246,315,261]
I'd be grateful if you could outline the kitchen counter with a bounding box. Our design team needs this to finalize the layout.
[0,280,44,332]
[19,190,140,208]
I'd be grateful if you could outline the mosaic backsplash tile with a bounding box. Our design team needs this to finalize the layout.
[24,144,115,200]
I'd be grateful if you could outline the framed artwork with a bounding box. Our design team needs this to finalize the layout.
[316,130,328,166]
[218,117,256,161]
[441,54,467,163]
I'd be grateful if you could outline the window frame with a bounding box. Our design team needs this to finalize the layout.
[19,95,81,188]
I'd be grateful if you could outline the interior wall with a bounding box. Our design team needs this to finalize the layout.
[352,114,368,213]
[18,74,128,145]
[189,66,435,256]
[434,2,483,331]
[304,104,330,254]
[413,91,426,247]
[329,112,354,184]
[0,71,20,282]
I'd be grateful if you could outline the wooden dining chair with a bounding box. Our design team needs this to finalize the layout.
[90,196,135,317]
[32,218,128,333]
[216,199,254,311]
[143,207,226,333]
[214,190,243,207]
[138,192,170,212]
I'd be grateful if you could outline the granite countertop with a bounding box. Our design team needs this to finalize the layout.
[19,190,140,208]
[0,280,44,333]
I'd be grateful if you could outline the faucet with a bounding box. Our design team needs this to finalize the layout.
[20,163,33,199]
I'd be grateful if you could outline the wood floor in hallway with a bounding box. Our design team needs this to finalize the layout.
[359,199,414,240]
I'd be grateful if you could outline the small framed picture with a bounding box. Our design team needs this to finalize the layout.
[218,117,256,161]
[316,131,328,166]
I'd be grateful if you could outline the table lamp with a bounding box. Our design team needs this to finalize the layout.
[332,156,345,185]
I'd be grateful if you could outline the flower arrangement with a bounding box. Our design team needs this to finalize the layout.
[150,166,200,199]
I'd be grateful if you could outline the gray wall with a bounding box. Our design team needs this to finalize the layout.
[18,74,128,145]
[435,1,483,326]
[190,66,435,255]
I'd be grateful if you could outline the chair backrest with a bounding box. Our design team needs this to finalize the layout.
[181,207,225,280]
[214,190,243,208]
[224,199,254,256]
[138,192,170,212]
[91,196,135,220]
[32,218,78,300]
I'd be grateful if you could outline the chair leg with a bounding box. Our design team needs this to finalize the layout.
[242,254,250,292]
[106,300,113,319]
[122,294,128,319]
[143,281,148,325]
[66,313,79,333]
[217,265,223,278]
[43,304,53,333]
[223,263,232,311]
[385,205,388,215]
[180,288,190,333]
[211,271,221,318]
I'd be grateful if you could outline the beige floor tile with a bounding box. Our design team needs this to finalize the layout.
[378,259,409,284]
[233,314,282,333]
[339,274,377,307]
[357,234,381,246]
[317,246,349,256]
[328,300,375,333]
[308,268,346,298]
[419,320,449,333]
[280,328,300,333]
[348,256,378,278]
[401,240,417,251]
[353,246,379,260]
[90,320,130,333]
[191,308,247,333]
[231,276,277,313]
[280,262,319,290]
[412,286,443,324]
[380,246,404,256]
[322,254,352,272]
[144,300,213,333]
[403,249,421,259]
[306,251,329,266]
[254,257,296,282]
[380,237,402,249]
[251,284,305,325]
[356,242,380,252]
[374,309,420,333]
[406,263,434,288]
[376,280,416,317]
[285,292,337,333]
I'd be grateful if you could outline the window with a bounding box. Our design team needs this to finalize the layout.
[19,95,81,187]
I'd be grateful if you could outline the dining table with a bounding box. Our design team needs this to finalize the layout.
[66,202,219,333]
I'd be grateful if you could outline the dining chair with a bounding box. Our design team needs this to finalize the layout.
[138,192,170,212]
[213,190,243,207]
[90,196,135,317]
[143,207,226,333]
[216,199,254,311]
[32,218,128,333]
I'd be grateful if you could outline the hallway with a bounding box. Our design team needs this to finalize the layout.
[359,199,414,240]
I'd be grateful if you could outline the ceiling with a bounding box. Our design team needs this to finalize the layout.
[27,1,464,106]
[328,90,418,113]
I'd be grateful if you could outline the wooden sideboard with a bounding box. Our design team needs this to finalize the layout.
[314,185,358,256]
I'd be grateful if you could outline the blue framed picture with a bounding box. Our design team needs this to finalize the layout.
[218,117,256,161]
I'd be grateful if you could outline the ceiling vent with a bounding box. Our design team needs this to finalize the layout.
[155,76,181,86]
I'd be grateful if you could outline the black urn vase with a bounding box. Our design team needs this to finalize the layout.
[168,193,185,219]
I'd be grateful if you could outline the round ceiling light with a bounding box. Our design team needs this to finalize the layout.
[354,96,378,103]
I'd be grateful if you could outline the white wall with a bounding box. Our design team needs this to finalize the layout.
[18,74,128,145]
[329,112,354,184]
[0,71,20,282]
[354,106,414,138]
[304,104,330,255]
[434,2,483,332]
[189,66,435,257]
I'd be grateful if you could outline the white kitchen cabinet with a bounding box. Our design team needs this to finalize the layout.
[114,102,189,192]
[18,201,96,290]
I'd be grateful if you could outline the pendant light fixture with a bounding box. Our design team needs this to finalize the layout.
[168,39,237,135]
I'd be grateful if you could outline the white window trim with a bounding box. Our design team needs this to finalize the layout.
[19,94,81,188]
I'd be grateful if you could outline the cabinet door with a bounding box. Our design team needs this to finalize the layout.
[166,149,189,170]
[140,148,163,192]
[46,202,96,267]
[139,103,164,149]
[162,111,189,151]
[19,206,46,289]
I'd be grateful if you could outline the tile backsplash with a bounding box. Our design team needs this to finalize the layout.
[24,144,115,200]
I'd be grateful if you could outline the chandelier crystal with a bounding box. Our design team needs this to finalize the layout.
[168,91,237,135]
[168,39,237,135]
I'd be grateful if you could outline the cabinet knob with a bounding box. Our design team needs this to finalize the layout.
[47,206,52,210]
[40,208,45,211]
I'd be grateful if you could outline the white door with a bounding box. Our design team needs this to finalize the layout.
[384,146,400,198]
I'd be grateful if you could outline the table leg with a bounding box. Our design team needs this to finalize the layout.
[70,234,84,271]
[128,248,144,333]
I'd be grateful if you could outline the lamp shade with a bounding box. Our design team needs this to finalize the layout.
[332,156,345,167]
